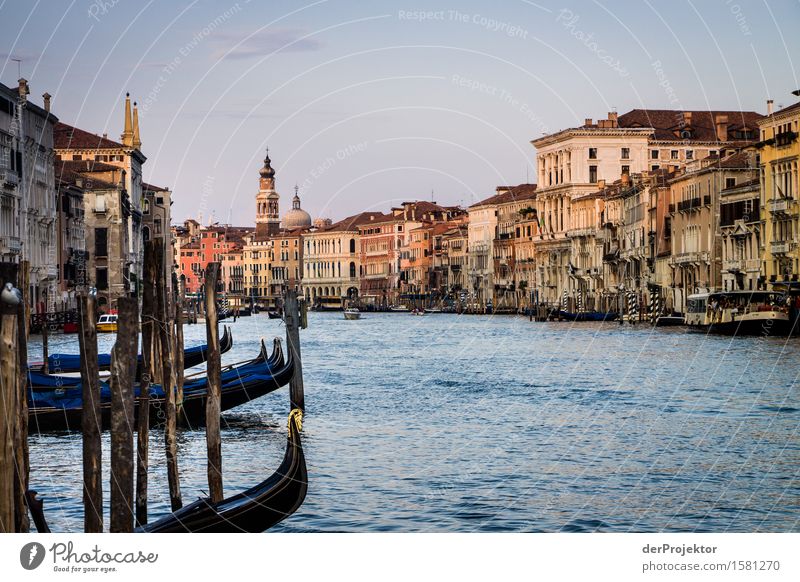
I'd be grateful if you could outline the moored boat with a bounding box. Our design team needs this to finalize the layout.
[557,310,619,322]
[137,408,307,533]
[389,305,409,312]
[28,338,293,432]
[686,291,794,336]
[96,314,118,333]
[32,326,233,374]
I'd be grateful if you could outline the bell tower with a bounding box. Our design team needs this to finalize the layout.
[255,148,280,239]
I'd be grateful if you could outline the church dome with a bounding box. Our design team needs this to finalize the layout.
[282,187,312,229]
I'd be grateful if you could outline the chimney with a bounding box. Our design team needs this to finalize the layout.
[682,111,692,126]
[121,92,133,146]
[715,114,728,142]
[608,111,618,127]
[103,133,107,139]
[584,118,593,127]
[767,99,774,115]
[17,78,29,102]
[42,92,51,112]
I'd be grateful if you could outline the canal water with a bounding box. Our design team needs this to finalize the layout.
[28,312,799,532]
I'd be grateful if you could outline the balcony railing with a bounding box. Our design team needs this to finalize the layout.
[771,241,790,255]
[723,259,744,272]
[768,198,795,214]
[0,236,22,254]
[776,130,798,147]
[0,170,19,188]
[745,259,761,272]
[670,251,710,265]
[677,198,702,211]
[566,227,596,238]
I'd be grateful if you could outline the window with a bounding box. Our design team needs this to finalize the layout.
[651,165,660,172]
[671,150,679,160]
[95,227,108,257]
[588,148,597,159]
[96,267,108,290]
[621,165,630,176]
[349,238,356,253]
[709,150,717,157]
[651,150,659,160]
[72,154,82,161]
[686,150,694,160]
[94,194,106,213]
[156,196,164,205]
[621,148,630,159]
[725,177,736,189]
[589,165,598,183]
[143,198,150,214]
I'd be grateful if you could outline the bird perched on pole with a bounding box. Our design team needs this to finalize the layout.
[1,282,22,306]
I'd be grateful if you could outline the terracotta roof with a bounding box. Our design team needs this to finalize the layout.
[470,183,537,208]
[324,211,385,232]
[767,100,800,118]
[357,213,400,227]
[55,160,121,190]
[143,182,169,192]
[617,109,763,142]
[54,122,125,150]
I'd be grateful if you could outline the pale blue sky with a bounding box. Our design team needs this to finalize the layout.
[2,0,799,225]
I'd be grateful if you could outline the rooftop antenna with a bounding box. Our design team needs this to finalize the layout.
[11,58,21,78]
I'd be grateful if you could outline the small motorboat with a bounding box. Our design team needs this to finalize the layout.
[411,308,425,316]
[343,308,361,320]
[389,305,409,312]
[96,313,118,333]
[557,310,618,322]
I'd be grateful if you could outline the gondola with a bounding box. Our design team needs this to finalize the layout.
[267,310,282,319]
[138,408,307,533]
[32,326,233,374]
[557,310,619,322]
[28,339,294,432]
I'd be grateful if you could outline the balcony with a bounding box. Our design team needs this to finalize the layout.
[745,259,761,272]
[723,259,744,272]
[768,198,796,214]
[0,236,22,254]
[771,241,791,255]
[677,198,702,212]
[0,170,19,188]
[670,251,710,265]
[775,130,798,147]
[566,227,596,238]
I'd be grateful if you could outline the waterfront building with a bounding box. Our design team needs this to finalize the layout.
[358,213,403,307]
[55,164,87,308]
[57,160,129,312]
[54,93,147,297]
[757,96,800,286]
[1,79,59,313]
[143,182,172,286]
[440,222,470,307]
[666,150,759,311]
[267,228,304,304]
[720,178,762,292]
[531,108,763,307]
[302,211,382,308]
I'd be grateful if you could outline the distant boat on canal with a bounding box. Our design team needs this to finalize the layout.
[343,307,361,320]
[557,310,619,322]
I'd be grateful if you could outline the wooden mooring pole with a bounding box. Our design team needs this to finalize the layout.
[156,240,182,510]
[109,297,138,533]
[41,301,48,374]
[78,293,103,533]
[0,263,19,533]
[204,262,223,502]
[136,241,157,527]
[284,289,305,412]
[174,272,185,408]
[14,261,30,532]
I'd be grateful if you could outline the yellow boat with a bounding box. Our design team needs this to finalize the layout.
[97,313,118,333]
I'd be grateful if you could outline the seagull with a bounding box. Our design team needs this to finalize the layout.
[1,282,22,305]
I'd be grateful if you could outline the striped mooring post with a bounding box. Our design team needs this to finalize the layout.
[576,290,583,313]
[648,289,659,323]
[562,289,568,312]
[627,291,638,324]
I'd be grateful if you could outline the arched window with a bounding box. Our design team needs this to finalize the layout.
[349,238,356,253]
[142,226,150,242]
[350,262,356,278]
